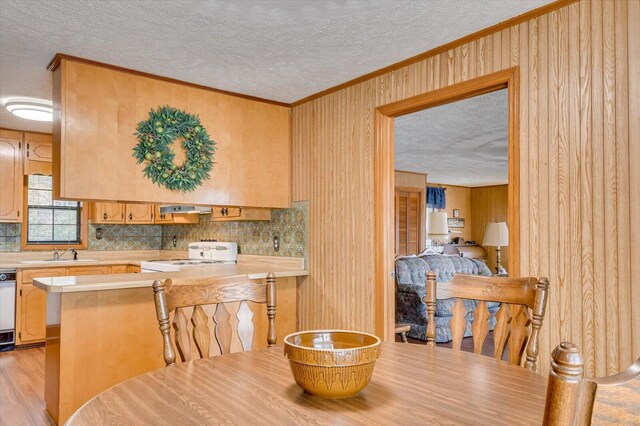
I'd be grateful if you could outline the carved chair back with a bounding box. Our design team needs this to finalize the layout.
[543,342,640,425]
[152,272,276,366]
[424,271,549,371]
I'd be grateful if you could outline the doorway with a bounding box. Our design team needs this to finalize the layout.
[374,68,520,339]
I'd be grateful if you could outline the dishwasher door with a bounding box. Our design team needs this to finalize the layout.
[0,271,17,345]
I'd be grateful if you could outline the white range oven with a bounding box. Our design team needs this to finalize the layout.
[141,241,238,272]
[0,269,17,350]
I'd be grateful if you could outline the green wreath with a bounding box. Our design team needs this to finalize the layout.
[132,105,216,192]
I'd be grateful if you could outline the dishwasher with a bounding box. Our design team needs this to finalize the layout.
[0,269,16,351]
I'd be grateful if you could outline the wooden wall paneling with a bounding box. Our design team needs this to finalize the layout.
[613,0,631,374]
[518,20,530,285]
[602,0,618,376]
[628,0,640,366]
[567,0,582,361]
[470,186,508,271]
[591,0,606,378]
[292,0,638,375]
[433,185,472,242]
[547,8,561,366]
[578,0,595,377]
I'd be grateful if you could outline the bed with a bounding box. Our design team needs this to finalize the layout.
[395,254,500,342]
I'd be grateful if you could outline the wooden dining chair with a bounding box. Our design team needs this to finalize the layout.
[424,271,549,371]
[543,342,640,425]
[152,272,276,366]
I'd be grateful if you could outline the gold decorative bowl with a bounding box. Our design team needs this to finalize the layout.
[283,330,381,398]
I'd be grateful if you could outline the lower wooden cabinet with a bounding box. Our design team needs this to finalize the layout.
[16,264,140,346]
[18,284,47,343]
[110,265,128,274]
[126,265,141,273]
[67,266,110,276]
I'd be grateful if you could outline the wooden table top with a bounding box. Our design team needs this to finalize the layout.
[67,343,547,425]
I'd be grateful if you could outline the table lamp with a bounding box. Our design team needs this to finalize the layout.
[482,222,509,274]
[427,212,449,245]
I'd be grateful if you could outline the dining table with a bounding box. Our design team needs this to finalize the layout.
[66,342,548,425]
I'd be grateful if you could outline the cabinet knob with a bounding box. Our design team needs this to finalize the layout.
[103,213,107,220]
[129,213,133,220]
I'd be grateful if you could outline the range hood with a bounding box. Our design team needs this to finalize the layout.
[159,205,212,214]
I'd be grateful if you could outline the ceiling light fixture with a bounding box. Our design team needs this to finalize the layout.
[4,97,53,122]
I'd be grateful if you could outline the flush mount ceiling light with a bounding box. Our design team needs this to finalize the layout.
[4,97,53,122]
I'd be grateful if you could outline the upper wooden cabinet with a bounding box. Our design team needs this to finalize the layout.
[23,132,53,175]
[125,204,154,224]
[51,56,291,208]
[153,205,199,224]
[0,129,23,222]
[212,206,271,222]
[91,202,125,224]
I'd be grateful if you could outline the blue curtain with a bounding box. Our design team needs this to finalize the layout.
[426,186,446,209]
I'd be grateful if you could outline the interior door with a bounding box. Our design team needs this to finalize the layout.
[395,190,421,256]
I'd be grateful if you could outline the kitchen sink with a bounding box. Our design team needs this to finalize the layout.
[20,259,98,264]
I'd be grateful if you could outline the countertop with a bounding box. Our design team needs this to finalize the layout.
[33,264,307,293]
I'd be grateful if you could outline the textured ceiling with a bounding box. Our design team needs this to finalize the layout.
[395,89,508,187]
[0,0,551,133]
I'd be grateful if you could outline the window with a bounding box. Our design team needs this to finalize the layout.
[25,175,83,245]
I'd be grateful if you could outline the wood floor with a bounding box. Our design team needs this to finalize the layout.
[0,347,50,426]
[2,337,492,425]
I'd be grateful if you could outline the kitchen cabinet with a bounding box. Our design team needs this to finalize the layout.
[0,129,23,223]
[212,207,271,222]
[23,132,53,175]
[109,265,128,274]
[16,267,67,345]
[125,204,154,224]
[16,264,137,346]
[51,57,291,208]
[126,265,141,273]
[153,205,173,224]
[68,266,110,276]
[152,205,200,224]
[91,202,125,224]
[19,284,47,343]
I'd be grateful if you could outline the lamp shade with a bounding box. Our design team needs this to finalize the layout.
[482,222,509,247]
[427,212,449,236]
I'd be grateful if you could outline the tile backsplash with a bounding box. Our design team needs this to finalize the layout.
[0,204,307,257]
[161,205,307,257]
[88,224,162,250]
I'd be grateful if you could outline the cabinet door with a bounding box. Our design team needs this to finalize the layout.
[19,284,46,343]
[23,132,52,175]
[68,266,110,276]
[127,265,141,273]
[125,204,154,224]
[22,267,68,284]
[395,190,421,256]
[92,202,125,224]
[109,265,128,274]
[0,129,23,222]
[153,205,173,224]
[212,207,271,222]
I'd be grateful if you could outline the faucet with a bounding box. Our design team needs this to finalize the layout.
[53,248,78,261]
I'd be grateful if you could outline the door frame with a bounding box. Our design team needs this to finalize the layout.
[374,67,520,340]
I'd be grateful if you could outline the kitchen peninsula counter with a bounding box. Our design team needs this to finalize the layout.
[38,255,305,425]
[33,262,307,293]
